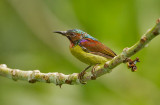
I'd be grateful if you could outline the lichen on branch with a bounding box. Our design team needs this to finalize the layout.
[0,18,160,86]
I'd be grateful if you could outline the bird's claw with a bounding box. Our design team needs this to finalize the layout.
[78,70,87,84]
[91,66,97,80]
[78,65,91,84]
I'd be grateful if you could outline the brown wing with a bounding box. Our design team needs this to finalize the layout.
[79,38,116,59]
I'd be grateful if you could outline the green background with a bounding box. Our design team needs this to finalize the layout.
[0,0,160,105]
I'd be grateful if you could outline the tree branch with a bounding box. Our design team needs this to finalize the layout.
[0,19,160,86]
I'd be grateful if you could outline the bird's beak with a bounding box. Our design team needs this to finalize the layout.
[54,31,67,36]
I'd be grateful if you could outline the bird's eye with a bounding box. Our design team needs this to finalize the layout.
[70,33,75,36]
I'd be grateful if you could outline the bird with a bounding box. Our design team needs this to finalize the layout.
[54,29,116,82]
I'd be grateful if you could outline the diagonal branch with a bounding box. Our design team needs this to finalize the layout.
[0,19,160,86]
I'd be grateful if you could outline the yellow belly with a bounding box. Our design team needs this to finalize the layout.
[70,45,109,65]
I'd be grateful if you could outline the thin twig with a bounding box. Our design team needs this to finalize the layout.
[0,19,160,86]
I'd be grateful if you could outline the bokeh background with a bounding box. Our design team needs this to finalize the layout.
[0,0,160,105]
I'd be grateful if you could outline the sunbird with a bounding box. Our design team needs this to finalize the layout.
[54,29,116,81]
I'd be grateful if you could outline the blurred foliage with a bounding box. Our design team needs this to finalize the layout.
[0,0,160,105]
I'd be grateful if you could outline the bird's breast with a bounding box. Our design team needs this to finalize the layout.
[69,45,108,65]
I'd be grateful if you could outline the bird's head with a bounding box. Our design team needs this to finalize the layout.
[54,29,97,43]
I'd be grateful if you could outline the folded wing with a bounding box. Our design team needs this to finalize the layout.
[79,38,116,59]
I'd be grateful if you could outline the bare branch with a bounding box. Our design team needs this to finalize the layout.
[0,18,160,86]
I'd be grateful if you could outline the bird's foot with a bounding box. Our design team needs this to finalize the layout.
[91,64,99,80]
[125,57,140,72]
[78,65,91,84]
